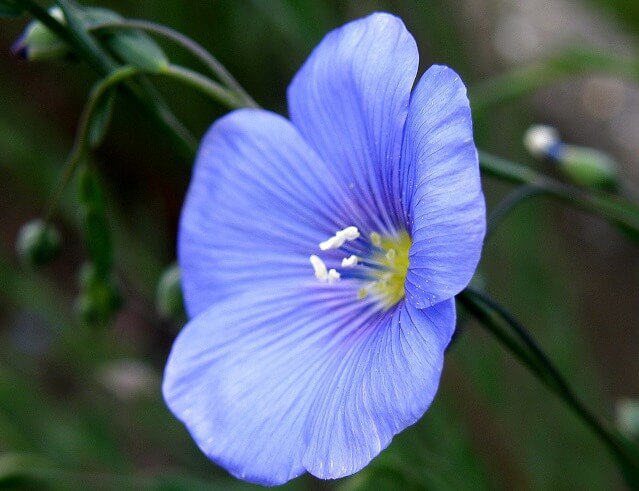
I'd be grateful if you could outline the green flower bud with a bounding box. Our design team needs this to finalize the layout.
[617,399,639,440]
[12,7,70,61]
[13,5,168,71]
[156,263,185,319]
[15,219,61,268]
[524,125,619,191]
[76,263,122,326]
[555,144,619,191]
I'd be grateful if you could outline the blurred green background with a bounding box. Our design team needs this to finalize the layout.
[1,0,638,489]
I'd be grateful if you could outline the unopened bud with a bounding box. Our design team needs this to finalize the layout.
[524,125,619,190]
[76,262,122,326]
[156,263,184,319]
[12,7,70,61]
[617,399,639,440]
[15,219,61,268]
[555,144,619,191]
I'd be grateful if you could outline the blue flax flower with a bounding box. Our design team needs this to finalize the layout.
[163,12,485,486]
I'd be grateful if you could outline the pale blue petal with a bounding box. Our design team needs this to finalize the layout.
[163,284,455,484]
[302,298,455,478]
[401,65,486,309]
[287,12,418,233]
[178,108,369,318]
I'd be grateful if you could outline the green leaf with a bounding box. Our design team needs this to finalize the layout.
[87,90,115,148]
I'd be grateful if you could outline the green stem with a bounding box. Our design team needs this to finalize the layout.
[89,19,259,108]
[486,185,546,238]
[160,64,245,109]
[43,66,141,221]
[16,0,197,158]
[43,61,249,219]
[55,0,116,72]
[459,288,639,488]
[479,150,639,235]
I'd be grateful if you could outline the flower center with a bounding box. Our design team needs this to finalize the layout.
[309,226,411,310]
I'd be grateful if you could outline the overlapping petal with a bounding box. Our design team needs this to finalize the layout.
[163,285,455,484]
[287,12,418,232]
[401,65,486,308]
[178,109,364,317]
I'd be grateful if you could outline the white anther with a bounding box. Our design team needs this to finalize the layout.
[309,255,328,282]
[341,255,359,267]
[319,226,360,250]
[319,236,343,251]
[327,269,341,284]
[524,125,560,158]
[370,232,382,247]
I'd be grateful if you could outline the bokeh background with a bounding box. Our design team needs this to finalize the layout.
[1,0,638,489]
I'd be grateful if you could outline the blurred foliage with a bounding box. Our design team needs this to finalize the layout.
[0,0,638,490]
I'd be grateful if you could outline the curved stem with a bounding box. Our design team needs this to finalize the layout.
[16,0,197,158]
[479,150,639,236]
[43,61,249,219]
[486,185,547,238]
[43,66,141,221]
[89,19,259,108]
[159,64,245,109]
[459,288,639,487]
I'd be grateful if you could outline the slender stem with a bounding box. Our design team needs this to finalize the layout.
[43,66,141,221]
[16,0,197,158]
[486,185,546,238]
[479,150,639,235]
[456,294,548,381]
[43,61,250,219]
[89,19,259,108]
[160,64,245,109]
[55,0,116,72]
[459,288,639,486]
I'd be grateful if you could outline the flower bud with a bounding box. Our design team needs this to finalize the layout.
[524,124,619,191]
[12,7,70,61]
[156,263,184,319]
[617,399,639,440]
[554,144,619,191]
[15,219,61,268]
[75,264,122,326]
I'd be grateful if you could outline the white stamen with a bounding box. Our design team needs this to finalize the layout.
[327,269,341,284]
[370,232,382,247]
[309,254,328,282]
[319,226,360,250]
[341,255,359,267]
